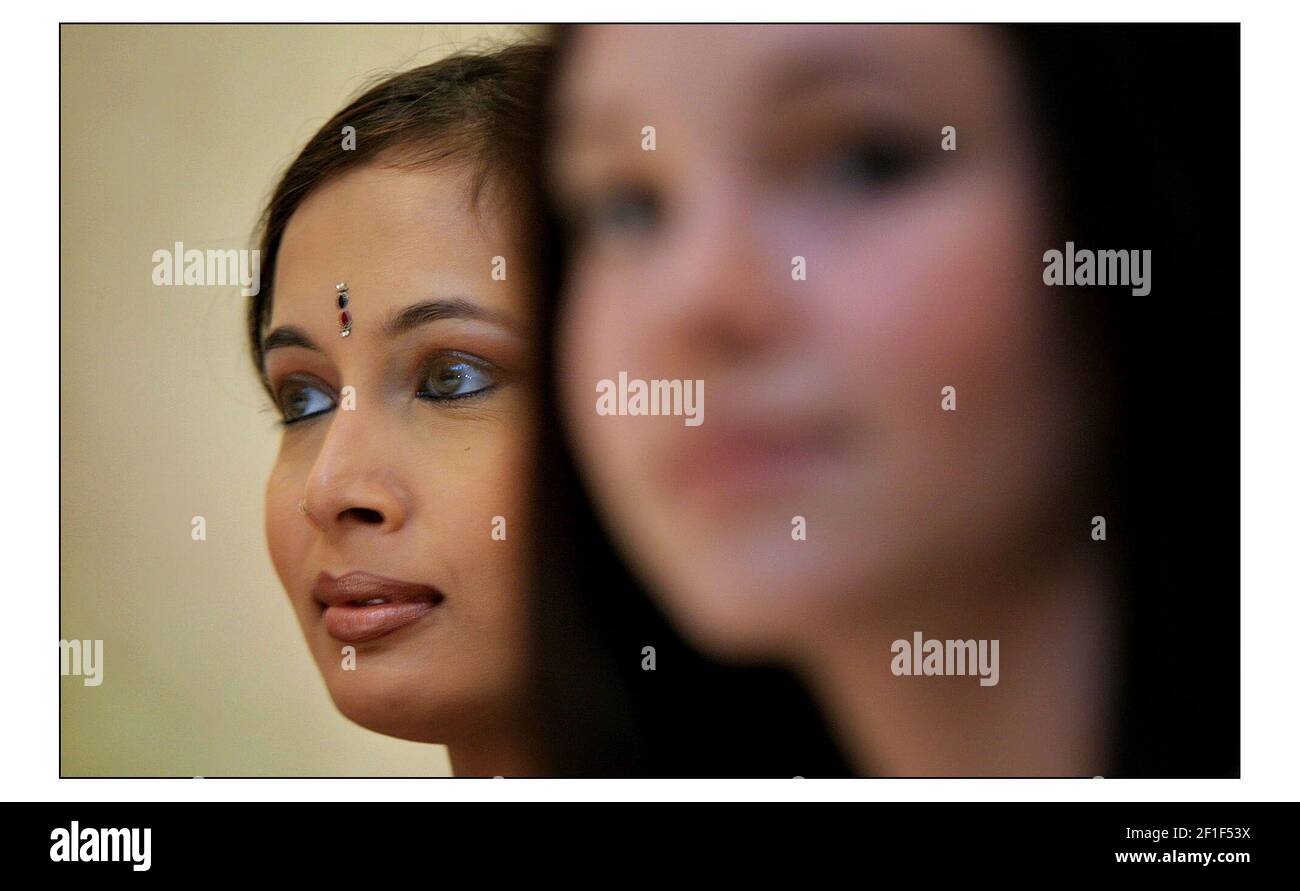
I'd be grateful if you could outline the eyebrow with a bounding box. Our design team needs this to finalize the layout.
[553,99,628,150]
[762,53,886,104]
[383,298,518,338]
[556,53,884,154]
[262,325,319,355]
[261,298,518,358]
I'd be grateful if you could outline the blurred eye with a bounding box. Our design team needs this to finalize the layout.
[277,378,335,425]
[572,185,661,243]
[418,353,498,402]
[818,138,922,191]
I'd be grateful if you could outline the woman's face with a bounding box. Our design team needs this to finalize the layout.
[263,161,534,742]
[552,25,1086,659]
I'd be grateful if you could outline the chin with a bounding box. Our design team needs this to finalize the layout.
[322,672,466,743]
[301,643,451,743]
[653,567,805,663]
[333,697,444,743]
[650,535,867,663]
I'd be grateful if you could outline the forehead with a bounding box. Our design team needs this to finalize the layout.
[270,162,516,327]
[558,24,1021,131]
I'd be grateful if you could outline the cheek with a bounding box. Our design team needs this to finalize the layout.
[418,427,535,678]
[813,175,1070,564]
[454,437,532,545]
[413,416,535,582]
[822,175,1052,421]
[264,453,311,592]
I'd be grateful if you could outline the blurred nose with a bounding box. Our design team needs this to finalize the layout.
[656,169,793,361]
[301,409,410,538]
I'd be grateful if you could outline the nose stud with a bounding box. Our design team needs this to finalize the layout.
[336,282,351,337]
[298,499,314,522]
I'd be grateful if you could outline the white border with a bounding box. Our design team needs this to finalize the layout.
[11,1,1297,801]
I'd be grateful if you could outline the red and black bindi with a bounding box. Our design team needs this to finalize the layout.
[336,282,352,337]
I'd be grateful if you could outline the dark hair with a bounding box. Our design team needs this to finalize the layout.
[246,42,552,378]
[1005,24,1240,777]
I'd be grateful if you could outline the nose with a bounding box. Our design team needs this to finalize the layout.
[656,170,794,361]
[301,409,410,537]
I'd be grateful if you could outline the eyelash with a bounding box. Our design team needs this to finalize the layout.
[281,413,318,428]
[416,351,501,403]
[273,351,501,427]
[814,136,924,191]
[275,375,336,427]
[567,183,663,246]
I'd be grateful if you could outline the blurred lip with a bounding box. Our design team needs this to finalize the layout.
[663,415,850,501]
[311,571,445,643]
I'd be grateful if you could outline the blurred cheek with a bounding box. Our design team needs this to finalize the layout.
[825,174,1050,423]
[560,280,637,491]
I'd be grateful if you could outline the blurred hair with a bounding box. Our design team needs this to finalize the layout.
[1006,24,1239,776]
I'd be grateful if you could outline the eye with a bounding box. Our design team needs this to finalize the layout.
[817,138,922,191]
[277,377,336,425]
[417,352,499,402]
[572,184,662,243]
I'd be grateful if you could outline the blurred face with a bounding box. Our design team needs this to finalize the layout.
[263,161,534,742]
[553,25,1087,659]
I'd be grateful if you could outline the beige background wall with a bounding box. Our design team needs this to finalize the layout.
[60,24,536,776]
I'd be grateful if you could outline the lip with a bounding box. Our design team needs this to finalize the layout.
[663,416,851,504]
[312,571,445,643]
